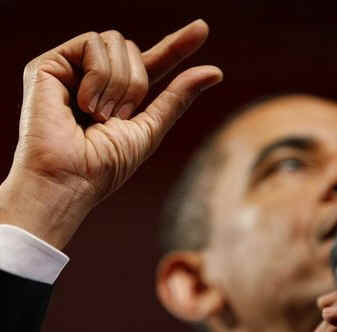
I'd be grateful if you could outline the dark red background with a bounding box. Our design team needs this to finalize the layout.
[1,1,337,331]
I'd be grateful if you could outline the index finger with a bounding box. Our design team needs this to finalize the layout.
[142,19,209,86]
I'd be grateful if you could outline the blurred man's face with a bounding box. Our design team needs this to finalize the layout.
[204,95,337,331]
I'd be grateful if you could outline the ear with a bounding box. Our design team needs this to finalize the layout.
[156,251,224,322]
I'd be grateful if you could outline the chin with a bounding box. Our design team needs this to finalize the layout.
[303,282,335,307]
[283,274,335,308]
[306,264,336,299]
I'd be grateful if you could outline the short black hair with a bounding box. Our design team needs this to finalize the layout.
[159,127,224,255]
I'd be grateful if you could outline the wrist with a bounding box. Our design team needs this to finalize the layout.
[0,169,94,250]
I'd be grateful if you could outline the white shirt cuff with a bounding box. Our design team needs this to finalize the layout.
[0,224,69,284]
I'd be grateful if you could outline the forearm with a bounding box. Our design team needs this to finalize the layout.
[0,168,94,250]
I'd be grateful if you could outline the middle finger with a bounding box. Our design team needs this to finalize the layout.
[96,30,131,121]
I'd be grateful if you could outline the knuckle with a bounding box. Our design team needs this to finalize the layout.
[144,110,162,132]
[110,30,124,40]
[138,113,161,155]
[35,53,66,73]
[84,31,105,53]
[164,88,189,109]
[108,72,129,94]
[126,39,139,50]
[23,57,52,85]
[129,77,149,98]
[23,59,36,79]
[90,67,110,84]
[84,31,100,41]
[101,29,124,42]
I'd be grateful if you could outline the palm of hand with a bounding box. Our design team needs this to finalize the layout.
[18,73,152,201]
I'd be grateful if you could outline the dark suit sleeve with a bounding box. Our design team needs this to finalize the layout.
[0,269,53,332]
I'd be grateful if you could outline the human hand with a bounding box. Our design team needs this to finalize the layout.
[315,291,337,331]
[0,20,222,249]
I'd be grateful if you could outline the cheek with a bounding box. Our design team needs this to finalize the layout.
[208,201,322,314]
[205,170,334,321]
[241,197,319,290]
[248,171,318,211]
[247,174,319,243]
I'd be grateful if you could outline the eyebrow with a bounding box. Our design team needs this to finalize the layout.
[251,136,316,171]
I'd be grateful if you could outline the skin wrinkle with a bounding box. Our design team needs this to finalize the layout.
[95,124,124,188]
[135,112,164,156]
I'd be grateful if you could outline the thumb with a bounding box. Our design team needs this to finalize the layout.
[131,65,223,159]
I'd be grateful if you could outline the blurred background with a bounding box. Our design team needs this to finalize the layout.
[1,0,337,331]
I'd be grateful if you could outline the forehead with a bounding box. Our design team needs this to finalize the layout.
[218,95,337,159]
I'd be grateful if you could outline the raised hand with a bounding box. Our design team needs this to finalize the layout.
[0,20,222,249]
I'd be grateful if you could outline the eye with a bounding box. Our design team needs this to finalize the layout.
[277,158,304,171]
[266,158,305,176]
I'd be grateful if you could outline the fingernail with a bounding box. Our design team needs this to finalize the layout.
[116,103,134,120]
[323,307,337,319]
[88,94,100,113]
[100,100,115,121]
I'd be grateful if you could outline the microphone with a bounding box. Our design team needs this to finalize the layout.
[330,242,337,285]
